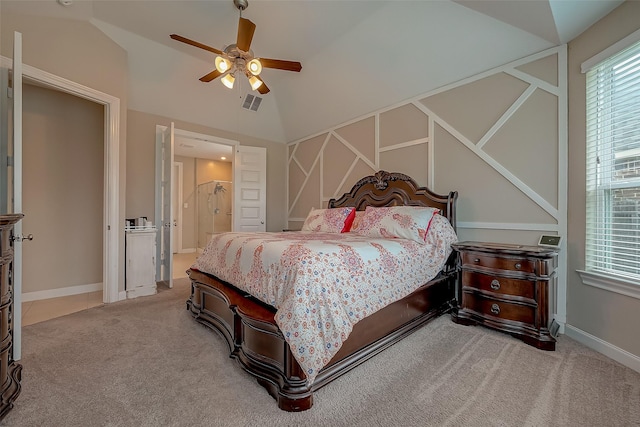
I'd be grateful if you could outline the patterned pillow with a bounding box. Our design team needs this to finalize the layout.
[348,211,366,232]
[355,205,440,243]
[301,207,355,233]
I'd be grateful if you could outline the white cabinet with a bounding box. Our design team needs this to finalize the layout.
[125,229,157,298]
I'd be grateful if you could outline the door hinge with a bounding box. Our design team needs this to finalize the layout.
[6,156,13,167]
[7,87,13,98]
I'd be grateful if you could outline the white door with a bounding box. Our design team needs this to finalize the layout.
[233,146,267,232]
[10,32,24,360]
[159,123,174,287]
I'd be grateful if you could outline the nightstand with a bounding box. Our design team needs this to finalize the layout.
[450,241,558,350]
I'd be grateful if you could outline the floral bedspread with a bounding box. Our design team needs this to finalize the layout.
[191,214,457,385]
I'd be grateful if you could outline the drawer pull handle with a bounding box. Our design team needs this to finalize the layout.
[490,279,500,290]
[490,303,500,315]
[515,262,522,269]
[474,258,480,263]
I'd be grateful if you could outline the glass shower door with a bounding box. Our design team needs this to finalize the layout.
[197,180,232,250]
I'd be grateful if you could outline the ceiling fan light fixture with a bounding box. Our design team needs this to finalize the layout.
[248,75,263,90]
[247,58,262,75]
[170,0,302,95]
[215,56,231,73]
[221,73,235,89]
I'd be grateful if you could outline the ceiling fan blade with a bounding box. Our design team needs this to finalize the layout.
[199,69,223,82]
[170,34,223,55]
[236,17,256,52]
[257,79,270,95]
[259,58,302,72]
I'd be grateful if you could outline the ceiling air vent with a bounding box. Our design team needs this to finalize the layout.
[242,94,262,112]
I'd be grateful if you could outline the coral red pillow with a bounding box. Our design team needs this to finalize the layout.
[342,208,357,232]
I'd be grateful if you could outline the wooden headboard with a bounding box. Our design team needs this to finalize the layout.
[328,170,458,232]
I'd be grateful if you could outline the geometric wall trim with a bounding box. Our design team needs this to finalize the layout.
[287,45,568,326]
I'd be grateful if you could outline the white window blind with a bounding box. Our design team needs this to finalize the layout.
[585,39,640,282]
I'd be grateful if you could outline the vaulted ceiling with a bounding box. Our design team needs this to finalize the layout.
[1,0,623,143]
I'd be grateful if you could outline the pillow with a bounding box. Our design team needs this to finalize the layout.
[301,207,355,233]
[349,211,366,232]
[342,208,357,232]
[354,205,440,243]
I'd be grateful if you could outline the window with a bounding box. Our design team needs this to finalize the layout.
[585,39,640,285]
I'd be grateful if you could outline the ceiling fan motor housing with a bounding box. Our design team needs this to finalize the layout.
[234,0,249,11]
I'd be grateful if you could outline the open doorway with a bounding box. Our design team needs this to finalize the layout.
[20,82,105,325]
[170,130,236,280]
[155,128,267,284]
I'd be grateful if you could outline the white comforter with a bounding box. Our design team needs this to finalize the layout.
[191,214,457,384]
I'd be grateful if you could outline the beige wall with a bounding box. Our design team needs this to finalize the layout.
[567,1,640,358]
[1,12,129,293]
[195,159,232,185]
[289,49,564,248]
[127,109,287,233]
[22,84,103,293]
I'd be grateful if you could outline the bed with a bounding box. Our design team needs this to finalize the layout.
[186,170,458,411]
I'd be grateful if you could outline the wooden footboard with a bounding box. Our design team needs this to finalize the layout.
[186,267,456,411]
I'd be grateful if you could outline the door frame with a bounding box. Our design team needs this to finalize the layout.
[1,55,121,304]
[172,161,183,253]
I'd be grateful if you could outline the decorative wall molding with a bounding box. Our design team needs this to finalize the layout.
[287,45,567,324]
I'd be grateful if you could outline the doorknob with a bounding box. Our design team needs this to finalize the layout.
[12,233,34,242]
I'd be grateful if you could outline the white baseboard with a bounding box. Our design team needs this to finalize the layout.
[22,282,103,302]
[178,248,196,253]
[118,291,128,301]
[564,324,640,374]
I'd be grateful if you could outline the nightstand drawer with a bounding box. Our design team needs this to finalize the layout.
[461,252,535,274]
[461,271,535,300]
[462,292,535,325]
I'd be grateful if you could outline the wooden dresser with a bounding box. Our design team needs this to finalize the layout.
[0,214,23,420]
[450,241,558,351]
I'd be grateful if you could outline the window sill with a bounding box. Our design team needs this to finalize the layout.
[577,270,640,300]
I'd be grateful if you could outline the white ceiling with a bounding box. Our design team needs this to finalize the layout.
[2,0,624,145]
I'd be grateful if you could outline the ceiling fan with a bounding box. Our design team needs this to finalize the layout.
[170,0,302,95]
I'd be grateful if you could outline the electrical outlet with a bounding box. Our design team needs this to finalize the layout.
[183,203,188,209]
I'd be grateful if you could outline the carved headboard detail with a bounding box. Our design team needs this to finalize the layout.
[328,170,457,232]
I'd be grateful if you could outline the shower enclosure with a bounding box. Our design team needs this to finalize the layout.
[197,180,233,250]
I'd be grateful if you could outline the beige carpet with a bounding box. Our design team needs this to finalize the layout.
[3,279,639,427]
